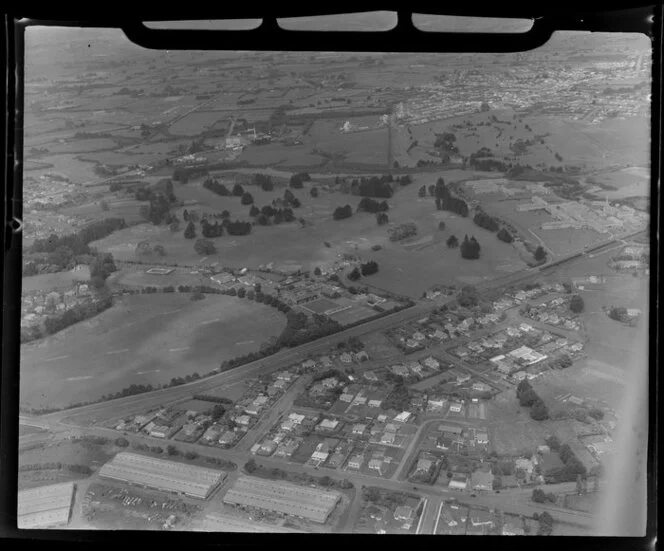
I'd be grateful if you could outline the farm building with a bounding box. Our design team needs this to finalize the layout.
[98,452,225,499]
[222,476,341,524]
[194,513,302,533]
[17,482,75,529]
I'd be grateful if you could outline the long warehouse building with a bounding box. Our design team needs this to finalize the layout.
[98,452,225,500]
[223,476,341,524]
[17,482,75,529]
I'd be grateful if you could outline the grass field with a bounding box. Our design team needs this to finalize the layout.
[20,293,286,409]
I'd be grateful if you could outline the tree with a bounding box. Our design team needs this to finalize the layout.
[310,187,319,198]
[245,459,257,473]
[241,192,254,205]
[447,235,459,248]
[376,212,389,225]
[166,444,178,456]
[333,205,353,221]
[194,238,216,255]
[492,477,503,491]
[534,246,548,262]
[184,450,199,460]
[569,295,584,313]
[460,235,481,260]
[418,185,427,198]
[115,436,129,447]
[100,199,109,211]
[348,267,361,281]
[139,204,150,220]
[530,399,550,421]
[153,244,166,257]
[314,266,322,276]
[237,287,246,298]
[532,488,547,503]
[361,261,379,276]
[184,221,196,239]
[537,511,554,535]
[249,205,260,217]
[438,221,446,231]
[497,228,514,243]
[232,183,245,197]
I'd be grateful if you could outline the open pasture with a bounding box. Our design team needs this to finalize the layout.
[20,293,286,409]
[29,154,99,184]
[47,138,119,154]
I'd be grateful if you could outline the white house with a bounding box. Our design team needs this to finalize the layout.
[394,411,411,423]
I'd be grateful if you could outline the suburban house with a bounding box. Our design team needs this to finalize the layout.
[472,382,491,393]
[502,522,525,535]
[368,459,383,473]
[288,413,305,425]
[301,359,317,370]
[416,458,433,473]
[354,350,369,362]
[427,398,446,411]
[352,424,367,435]
[448,473,468,491]
[381,432,396,445]
[471,470,494,492]
[394,505,414,522]
[469,508,493,527]
[235,415,251,426]
[363,370,379,381]
[436,436,453,451]
[423,357,440,370]
[347,455,364,469]
[456,374,471,384]
[318,418,340,431]
[394,411,412,423]
[439,424,463,436]
[475,430,489,445]
[340,352,353,364]
[449,403,463,414]
[340,392,355,402]
[368,399,382,408]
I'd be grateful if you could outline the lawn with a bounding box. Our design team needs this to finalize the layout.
[20,293,286,409]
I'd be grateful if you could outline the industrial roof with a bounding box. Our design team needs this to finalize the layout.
[223,476,341,524]
[98,452,225,499]
[17,482,74,529]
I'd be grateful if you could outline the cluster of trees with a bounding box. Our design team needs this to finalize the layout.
[200,218,225,238]
[100,383,156,402]
[532,488,558,504]
[446,235,459,248]
[382,382,411,411]
[276,310,343,349]
[357,197,389,213]
[19,463,93,475]
[473,209,500,232]
[21,295,114,344]
[534,246,548,263]
[136,180,178,226]
[347,175,394,198]
[135,241,166,257]
[467,149,509,172]
[535,511,555,535]
[608,306,631,323]
[202,178,231,196]
[348,260,379,281]
[516,379,549,421]
[388,222,417,242]
[433,132,459,154]
[457,285,479,308]
[333,205,353,220]
[376,212,389,225]
[31,218,127,257]
[433,177,469,216]
[253,173,273,191]
[460,235,481,260]
[241,192,254,205]
[289,172,311,188]
[249,204,296,225]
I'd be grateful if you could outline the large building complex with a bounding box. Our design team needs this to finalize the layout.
[222,476,341,524]
[98,452,225,500]
[17,481,75,529]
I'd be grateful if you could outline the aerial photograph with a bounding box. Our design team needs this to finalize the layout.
[17,15,651,536]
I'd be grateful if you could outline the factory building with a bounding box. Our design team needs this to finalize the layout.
[98,452,225,500]
[223,476,341,524]
[17,481,75,529]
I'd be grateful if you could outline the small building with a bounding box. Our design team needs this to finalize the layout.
[472,382,491,393]
[352,424,367,435]
[423,357,440,370]
[354,350,369,362]
[416,458,433,473]
[368,399,382,408]
[471,470,494,492]
[448,473,468,491]
[340,393,355,402]
[381,432,396,445]
[235,415,251,426]
[394,505,414,522]
[475,430,489,445]
[340,352,353,364]
[394,411,412,423]
[347,455,364,469]
[288,413,305,424]
[456,373,471,384]
[318,418,340,431]
[449,403,463,414]
[363,370,379,382]
[502,522,525,535]
[368,459,383,473]
[218,431,236,446]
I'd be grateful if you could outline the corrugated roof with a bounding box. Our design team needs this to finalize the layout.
[223,476,340,523]
[99,452,225,499]
[17,482,74,529]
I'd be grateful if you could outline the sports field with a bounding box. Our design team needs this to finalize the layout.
[20,293,286,410]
